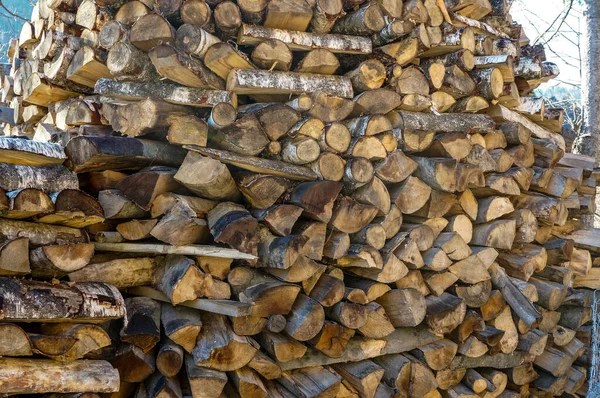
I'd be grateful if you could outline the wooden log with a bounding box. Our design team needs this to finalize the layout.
[227,68,354,98]
[30,243,94,279]
[97,190,146,220]
[332,3,385,36]
[213,1,242,38]
[66,46,111,88]
[251,38,293,71]
[149,44,224,89]
[280,326,439,370]
[104,40,157,82]
[488,104,565,151]
[0,358,119,394]
[228,266,300,317]
[0,137,65,166]
[376,288,426,327]
[306,320,354,358]
[203,42,257,80]
[95,79,236,108]
[115,167,183,212]
[120,297,160,353]
[175,151,240,201]
[35,189,104,228]
[426,292,467,334]
[193,312,258,371]
[154,255,204,304]
[412,339,458,371]
[0,237,30,276]
[185,146,318,181]
[0,163,78,192]
[65,136,188,173]
[161,304,202,354]
[238,24,373,54]
[207,202,258,256]
[279,366,341,397]
[109,343,156,383]
[0,218,87,247]
[247,350,282,380]
[235,173,292,209]
[488,263,541,328]
[209,113,269,156]
[261,0,313,31]
[332,360,384,398]
[156,339,184,377]
[255,331,306,363]
[0,278,124,322]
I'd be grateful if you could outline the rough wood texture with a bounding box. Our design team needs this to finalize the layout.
[0,358,119,394]
[0,278,125,322]
[0,4,593,397]
[238,24,373,54]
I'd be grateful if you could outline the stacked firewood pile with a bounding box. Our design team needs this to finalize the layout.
[0,0,598,396]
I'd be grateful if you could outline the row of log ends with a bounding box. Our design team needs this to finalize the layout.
[0,0,594,397]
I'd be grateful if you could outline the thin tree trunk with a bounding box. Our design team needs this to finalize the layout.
[576,0,600,227]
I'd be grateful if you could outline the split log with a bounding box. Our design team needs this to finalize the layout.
[30,243,94,279]
[376,289,426,327]
[214,1,242,38]
[161,304,202,353]
[186,146,318,181]
[426,293,467,334]
[149,44,224,89]
[488,104,565,150]
[175,152,240,201]
[488,263,541,328]
[0,238,30,276]
[68,255,159,288]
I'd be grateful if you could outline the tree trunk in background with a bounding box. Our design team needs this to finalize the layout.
[575,0,600,227]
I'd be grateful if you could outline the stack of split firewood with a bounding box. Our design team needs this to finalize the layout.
[0,0,597,396]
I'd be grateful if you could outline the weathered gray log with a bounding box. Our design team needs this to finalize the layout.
[65,136,187,172]
[0,137,66,166]
[0,219,87,246]
[226,68,354,98]
[95,78,237,107]
[0,164,78,192]
[0,106,15,126]
[0,278,125,322]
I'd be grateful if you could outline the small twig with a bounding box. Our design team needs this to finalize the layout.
[0,0,27,21]
[534,0,575,46]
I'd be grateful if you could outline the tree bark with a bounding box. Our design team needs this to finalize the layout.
[0,278,125,322]
[0,358,119,394]
[574,0,600,227]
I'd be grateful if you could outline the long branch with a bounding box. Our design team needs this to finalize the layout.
[0,1,27,21]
